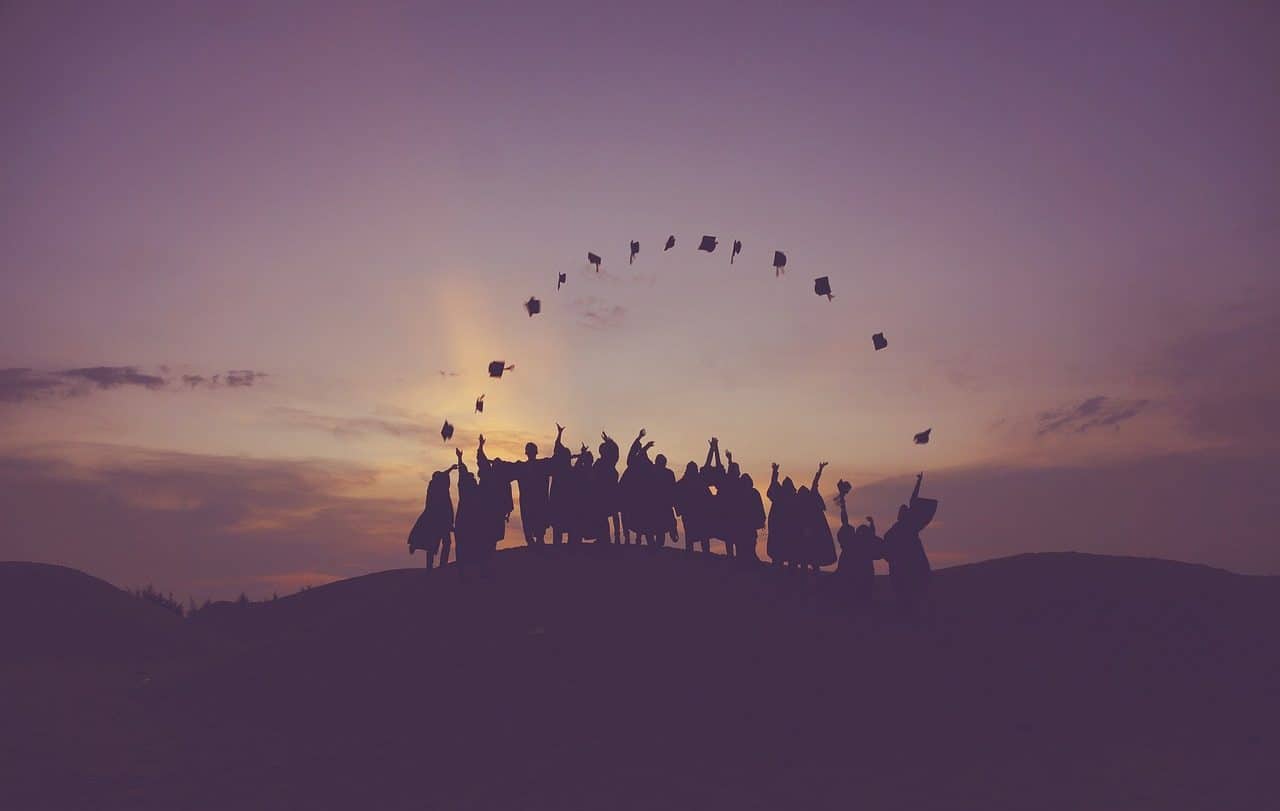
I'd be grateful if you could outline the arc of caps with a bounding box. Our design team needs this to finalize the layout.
[441,420,454,442]
[557,272,567,291]
[773,250,787,276]
[731,240,742,264]
[872,332,887,351]
[475,395,485,413]
[664,235,676,251]
[914,428,931,445]
[587,252,602,271]
[488,361,514,378]
[525,296,541,316]
[629,241,639,265]
[698,235,717,252]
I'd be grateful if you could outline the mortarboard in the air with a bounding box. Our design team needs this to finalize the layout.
[525,296,541,317]
[731,240,742,264]
[914,428,931,445]
[441,419,454,442]
[814,276,834,300]
[698,235,717,252]
[488,361,514,378]
[664,235,676,251]
[557,272,567,291]
[474,395,485,414]
[872,332,888,351]
[587,252,602,272]
[629,241,639,265]
[773,250,787,276]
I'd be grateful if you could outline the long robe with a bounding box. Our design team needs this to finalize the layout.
[407,475,453,555]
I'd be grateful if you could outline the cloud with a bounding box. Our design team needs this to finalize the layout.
[0,368,65,403]
[270,406,437,442]
[0,443,415,601]
[1036,396,1151,437]
[58,365,167,390]
[224,369,267,387]
[575,297,627,330]
[0,366,269,402]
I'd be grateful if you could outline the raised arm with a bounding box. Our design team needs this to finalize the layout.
[911,472,923,503]
[839,498,850,528]
[811,461,828,492]
[476,434,490,471]
[767,462,781,498]
[455,447,468,476]
[703,439,715,469]
[554,423,567,454]
[628,428,646,465]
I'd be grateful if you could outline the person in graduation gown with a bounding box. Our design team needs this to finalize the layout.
[833,482,882,612]
[648,453,679,548]
[796,462,837,571]
[452,449,483,580]
[701,438,728,555]
[594,432,622,543]
[882,473,936,616]
[675,461,712,554]
[734,472,767,563]
[717,451,743,557]
[547,425,573,545]
[577,446,610,545]
[476,435,513,561]
[620,429,655,545]
[511,427,560,547]
[407,462,458,571]
[766,463,798,568]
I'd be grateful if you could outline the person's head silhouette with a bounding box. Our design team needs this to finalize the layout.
[525,442,538,460]
[655,453,668,470]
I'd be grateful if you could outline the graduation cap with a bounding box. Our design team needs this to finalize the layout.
[525,297,541,317]
[488,361,514,378]
[629,241,639,265]
[914,428,931,445]
[664,235,676,251]
[441,419,454,442]
[872,332,888,351]
[475,395,485,414]
[557,272,567,291]
[587,252,602,272]
[731,240,742,264]
[773,250,787,276]
[814,276,834,300]
[698,235,718,253]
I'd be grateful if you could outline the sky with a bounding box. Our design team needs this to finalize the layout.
[2,1,1278,599]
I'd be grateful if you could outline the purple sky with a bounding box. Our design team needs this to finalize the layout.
[2,2,1278,598]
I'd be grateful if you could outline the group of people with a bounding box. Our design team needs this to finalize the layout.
[407,426,938,613]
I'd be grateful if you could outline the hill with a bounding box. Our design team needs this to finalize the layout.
[2,549,1277,810]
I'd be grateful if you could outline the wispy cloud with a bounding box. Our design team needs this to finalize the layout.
[1036,396,1151,437]
[0,365,269,403]
[575,297,626,330]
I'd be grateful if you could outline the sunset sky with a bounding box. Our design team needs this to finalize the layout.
[3,2,1278,599]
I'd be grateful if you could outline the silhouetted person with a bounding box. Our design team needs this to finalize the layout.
[766,463,797,568]
[733,472,766,562]
[648,453,678,548]
[701,438,728,556]
[620,429,655,545]
[795,462,837,572]
[675,461,712,554]
[511,427,560,547]
[717,449,742,557]
[833,481,881,612]
[548,425,573,545]
[595,432,622,543]
[453,449,483,580]
[407,463,457,571]
[476,435,513,562]
[883,472,936,617]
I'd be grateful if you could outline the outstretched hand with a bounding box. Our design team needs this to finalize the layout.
[478,434,486,447]
[556,423,564,435]
[455,448,463,462]
[818,461,829,470]
[643,441,655,451]
[771,462,779,473]
[725,450,733,463]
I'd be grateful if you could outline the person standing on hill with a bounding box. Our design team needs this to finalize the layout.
[511,427,560,548]
[453,448,483,580]
[766,463,797,568]
[648,452,679,549]
[883,473,937,617]
[407,461,458,572]
[733,472,766,563]
[833,480,882,611]
[795,462,837,572]
[675,461,712,554]
[476,435,513,562]
[595,432,622,543]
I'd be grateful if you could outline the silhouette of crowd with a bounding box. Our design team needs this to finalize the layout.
[408,427,939,615]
